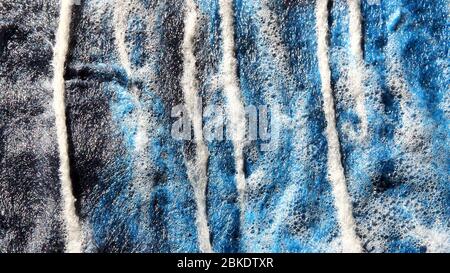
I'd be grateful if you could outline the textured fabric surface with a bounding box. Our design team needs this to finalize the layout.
[0,0,448,253]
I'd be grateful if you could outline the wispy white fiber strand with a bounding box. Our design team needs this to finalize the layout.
[181,0,213,253]
[52,0,82,253]
[113,0,132,75]
[315,0,363,253]
[218,0,247,215]
[347,0,368,138]
[112,0,157,199]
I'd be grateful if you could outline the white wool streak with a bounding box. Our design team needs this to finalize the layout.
[113,0,132,75]
[52,0,82,253]
[315,0,362,253]
[219,0,247,212]
[182,0,213,253]
[347,0,368,138]
[112,1,155,200]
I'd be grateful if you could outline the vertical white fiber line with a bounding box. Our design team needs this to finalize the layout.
[181,0,213,253]
[52,0,82,253]
[347,0,368,138]
[218,0,247,216]
[113,0,132,75]
[315,0,362,253]
[113,0,156,198]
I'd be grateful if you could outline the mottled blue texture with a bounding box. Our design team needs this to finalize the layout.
[0,0,448,252]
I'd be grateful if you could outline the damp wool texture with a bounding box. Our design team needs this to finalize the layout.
[0,0,449,253]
